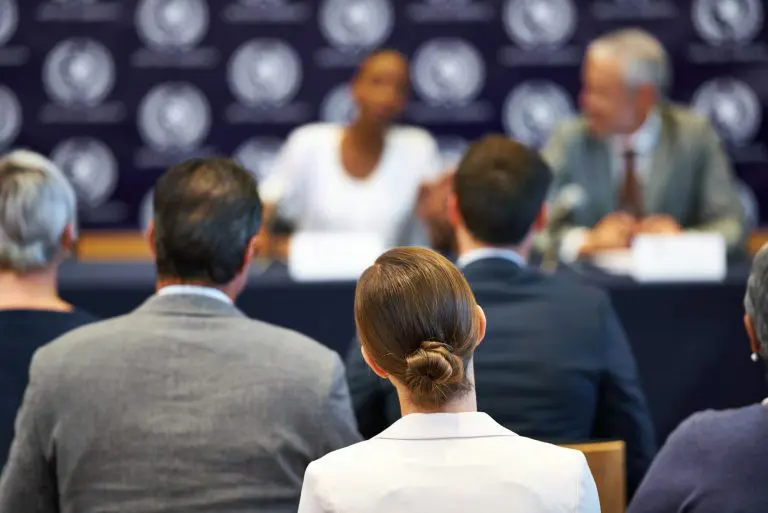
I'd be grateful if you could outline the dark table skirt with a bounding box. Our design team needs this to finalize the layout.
[59,261,766,444]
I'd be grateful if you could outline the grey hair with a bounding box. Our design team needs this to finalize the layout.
[0,150,78,271]
[745,244,768,358]
[589,28,671,94]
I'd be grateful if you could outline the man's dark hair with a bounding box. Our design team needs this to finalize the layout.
[455,135,552,246]
[153,158,261,284]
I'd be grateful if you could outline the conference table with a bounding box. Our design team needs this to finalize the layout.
[59,260,766,445]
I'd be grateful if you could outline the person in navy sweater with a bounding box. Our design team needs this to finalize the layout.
[628,244,768,513]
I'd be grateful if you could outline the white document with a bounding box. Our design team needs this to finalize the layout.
[288,232,386,282]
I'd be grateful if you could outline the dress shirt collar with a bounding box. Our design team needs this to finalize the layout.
[456,247,526,270]
[612,108,661,156]
[157,284,233,305]
[375,412,515,441]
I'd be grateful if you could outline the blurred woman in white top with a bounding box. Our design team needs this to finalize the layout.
[298,247,600,513]
[259,50,444,259]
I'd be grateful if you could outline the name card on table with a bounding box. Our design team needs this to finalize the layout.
[630,233,726,283]
[288,232,386,282]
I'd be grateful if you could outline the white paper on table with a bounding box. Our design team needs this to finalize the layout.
[630,233,726,283]
[288,232,386,282]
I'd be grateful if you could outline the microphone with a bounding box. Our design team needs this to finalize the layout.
[540,184,587,271]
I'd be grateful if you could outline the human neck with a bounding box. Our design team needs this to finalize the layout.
[0,268,70,311]
[345,117,386,150]
[456,228,531,263]
[399,390,478,417]
[155,277,236,302]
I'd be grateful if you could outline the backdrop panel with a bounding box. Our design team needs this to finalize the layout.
[0,0,766,229]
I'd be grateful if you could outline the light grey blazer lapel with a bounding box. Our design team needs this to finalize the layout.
[644,107,676,214]
[584,136,615,220]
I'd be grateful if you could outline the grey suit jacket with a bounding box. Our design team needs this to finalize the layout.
[0,294,361,513]
[542,103,745,252]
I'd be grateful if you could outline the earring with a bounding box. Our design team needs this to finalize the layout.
[751,352,760,362]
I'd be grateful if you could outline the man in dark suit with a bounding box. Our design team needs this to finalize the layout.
[347,135,655,496]
[0,158,361,513]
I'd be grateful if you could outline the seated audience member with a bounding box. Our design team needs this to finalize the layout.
[542,28,744,261]
[0,158,361,513]
[259,50,444,258]
[300,247,600,513]
[0,150,96,469]
[347,136,656,496]
[628,244,768,513]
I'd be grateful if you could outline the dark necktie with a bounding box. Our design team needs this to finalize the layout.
[618,149,643,217]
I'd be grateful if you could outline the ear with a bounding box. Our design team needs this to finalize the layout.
[744,314,761,357]
[239,234,260,273]
[59,223,76,253]
[145,220,156,258]
[361,346,389,379]
[474,305,487,349]
[447,192,461,230]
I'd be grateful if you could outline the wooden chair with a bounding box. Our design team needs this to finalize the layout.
[562,441,626,513]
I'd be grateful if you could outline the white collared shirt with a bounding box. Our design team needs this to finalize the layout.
[610,109,661,186]
[298,411,599,513]
[157,285,232,305]
[456,247,526,270]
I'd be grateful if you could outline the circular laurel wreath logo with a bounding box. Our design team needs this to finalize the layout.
[51,137,119,207]
[692,0,764,45]
[43,38,116,106]
[412,38,486,104]
[503,81,575,147]
[228,39,302,106]
[136,0,210,51]
[138,82,212,151]
[692,78,762,145]
[504,0,577,49]
[319,0,394,50]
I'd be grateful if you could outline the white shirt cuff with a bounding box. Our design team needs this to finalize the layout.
[559,227,589,263]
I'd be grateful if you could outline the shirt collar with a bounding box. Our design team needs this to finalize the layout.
[612,108,661,156]
[375,412,515,441]
[456,247,526,270]
[157,285,233,305]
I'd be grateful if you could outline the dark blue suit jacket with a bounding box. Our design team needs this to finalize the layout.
[346,256,656,496]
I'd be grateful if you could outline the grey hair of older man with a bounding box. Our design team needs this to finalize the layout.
[0,149,77,272]
[745,244,768,359]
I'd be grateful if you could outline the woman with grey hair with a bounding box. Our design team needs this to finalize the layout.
[0,150,96,469]
[628,245,768,513]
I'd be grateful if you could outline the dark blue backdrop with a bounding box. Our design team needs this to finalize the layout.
[0,0,766,229]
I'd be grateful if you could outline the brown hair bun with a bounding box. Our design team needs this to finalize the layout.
[404,341,465,399]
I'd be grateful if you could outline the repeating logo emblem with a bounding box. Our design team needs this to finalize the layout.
[138,83,211,151]
[136,0,209,51]
[228,40,302,106]
[504,0,577,49]
[0,0,18,47]
[320,84,358,124]
[51,138,118,207]
[692,78,762,145]
[234,137,283,181]
[503,81,575,147]
[0,85,21,149]
[43,38,115,106]
[692,0,763,45]
[412,39,485,104]
[319,0,393,49]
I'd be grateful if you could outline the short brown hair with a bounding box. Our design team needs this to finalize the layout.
[354,247,481,408]
[455,135,552,245]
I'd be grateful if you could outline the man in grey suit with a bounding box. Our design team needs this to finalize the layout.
[542,28,744,262]
[0,158,361,513]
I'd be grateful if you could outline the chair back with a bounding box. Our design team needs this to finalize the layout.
[562,441,626,513]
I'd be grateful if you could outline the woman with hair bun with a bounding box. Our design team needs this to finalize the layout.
[298,247,600,513]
